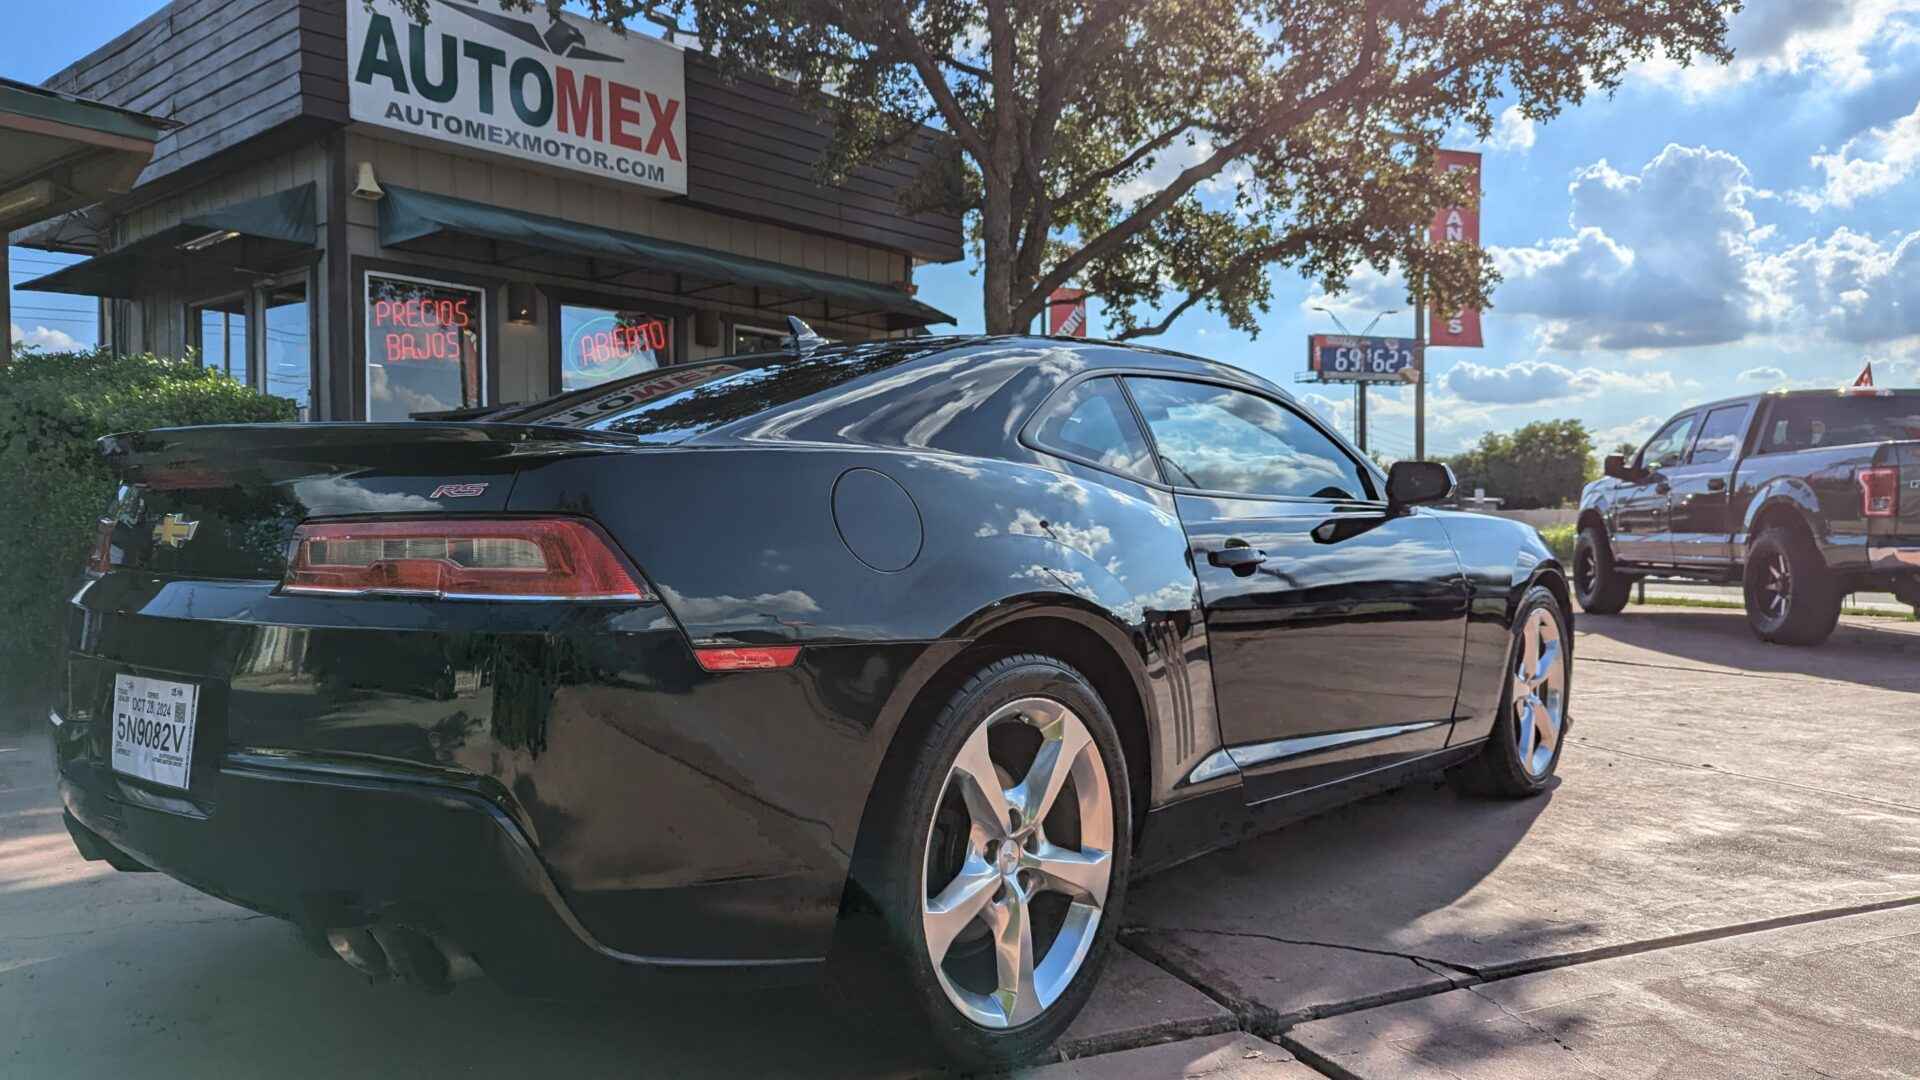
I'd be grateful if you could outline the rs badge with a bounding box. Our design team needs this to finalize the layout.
[152,513,199,549]
[430,482,489,499]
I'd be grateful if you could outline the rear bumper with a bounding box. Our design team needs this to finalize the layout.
[55,739,821,995]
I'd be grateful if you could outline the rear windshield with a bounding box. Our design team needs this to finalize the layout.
[503,344,926,444]
[1755,394,1920,454]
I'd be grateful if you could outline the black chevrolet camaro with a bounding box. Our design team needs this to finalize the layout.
[57,332,1572,1066]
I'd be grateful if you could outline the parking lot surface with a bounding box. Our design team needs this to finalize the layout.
[4,606,1918,1078]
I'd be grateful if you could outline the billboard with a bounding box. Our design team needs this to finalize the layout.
[1307,335,1418,382]
[1047,287,1089,337]
[1429,149,1482,348]
[349,0,688,195]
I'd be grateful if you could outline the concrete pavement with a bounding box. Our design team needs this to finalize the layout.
[4,605,1919,1077]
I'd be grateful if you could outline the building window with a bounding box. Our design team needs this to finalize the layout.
[261,279,312,417]
[732,323,788,355]
[366,273,486,421]
[190,296,247,380]
[558,304,671,391]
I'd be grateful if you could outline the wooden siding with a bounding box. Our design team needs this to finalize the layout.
[681,56,962,263]
[42,0,958,263]
[40,0,346,189]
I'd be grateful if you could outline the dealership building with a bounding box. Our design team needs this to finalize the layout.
[5,0,960,420]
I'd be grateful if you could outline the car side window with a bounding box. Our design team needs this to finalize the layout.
[1687,405,1749,466]
[1123,376,1371,501]
[1028,377,1159,483]
[1640,413,1698,470]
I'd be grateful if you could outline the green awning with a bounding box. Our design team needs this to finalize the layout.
[0,76,172,233]
[379,184,953,330]
[19,184,316,298]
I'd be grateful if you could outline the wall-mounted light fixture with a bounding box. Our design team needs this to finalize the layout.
[507,283,537,325]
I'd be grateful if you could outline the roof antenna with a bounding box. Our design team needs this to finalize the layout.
[785,315,826,354]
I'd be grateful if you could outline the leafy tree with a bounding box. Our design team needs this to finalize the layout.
[1444,419,1595,510]
[393,0,1737,337]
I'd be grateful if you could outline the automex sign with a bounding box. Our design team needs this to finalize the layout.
[349,0,688,195]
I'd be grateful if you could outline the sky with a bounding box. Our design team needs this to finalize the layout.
[11,1,1920,459]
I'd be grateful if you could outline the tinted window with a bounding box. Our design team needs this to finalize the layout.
[1124,377,1369,500]
[1640,413,1698,469]
[506,342,931,444]
[1029,378,1157,482]
[1757,395,1920,454]
[1687,405,1750,466]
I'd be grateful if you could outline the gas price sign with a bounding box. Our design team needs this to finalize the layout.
[1307,334,1417,383]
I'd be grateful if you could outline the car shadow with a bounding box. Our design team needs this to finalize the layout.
[1576,605,1920,693]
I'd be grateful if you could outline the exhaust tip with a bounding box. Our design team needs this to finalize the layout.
[326,928,389,980]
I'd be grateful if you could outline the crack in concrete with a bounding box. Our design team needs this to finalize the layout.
[1124,924,1482,980]
[1462,983,1609,1078]
[1572,738,1920,815]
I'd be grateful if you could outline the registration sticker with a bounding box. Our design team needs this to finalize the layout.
[111,674,199,790]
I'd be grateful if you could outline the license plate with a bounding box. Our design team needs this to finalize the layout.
[111,674,200,790]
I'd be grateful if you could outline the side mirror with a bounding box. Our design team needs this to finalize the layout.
[1386,460,1455,512]
[1603,454,1640,481]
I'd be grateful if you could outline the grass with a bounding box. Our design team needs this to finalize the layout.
[1538,522,1576,563]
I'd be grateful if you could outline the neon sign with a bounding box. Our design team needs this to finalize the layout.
[561,310,668,388]
[371,290,476,364]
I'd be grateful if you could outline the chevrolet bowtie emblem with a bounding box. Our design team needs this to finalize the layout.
[152,513,199,549]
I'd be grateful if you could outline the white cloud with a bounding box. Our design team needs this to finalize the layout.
[1492,144,1774,350]
[1487,106,1536,153]
[1738,365,1789,383]
[1639,0,1920,95]
[1796,99,1920,209]
[1761,227,1920,342]
[1444,359,1679,405]
[1594,416,1664,452]
[9,322,81,351]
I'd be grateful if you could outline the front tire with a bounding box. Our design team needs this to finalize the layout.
[841,654,1132,1069]
[1573,525,1633,615]
[1450,585,1572,798]
[1744,525,1840,645]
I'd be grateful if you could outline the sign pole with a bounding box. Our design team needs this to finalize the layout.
[1355,382,1368,452]
[1414,295,1426,461]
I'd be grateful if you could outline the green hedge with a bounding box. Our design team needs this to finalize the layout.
[1538,523,1576,564]
[0,348,297,708]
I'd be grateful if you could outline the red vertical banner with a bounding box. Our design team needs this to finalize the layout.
[1429,149,1483,348]
[1047,287,1089,337]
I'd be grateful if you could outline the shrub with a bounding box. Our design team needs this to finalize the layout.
[1537,523,1576,564]
[0,348,296,712]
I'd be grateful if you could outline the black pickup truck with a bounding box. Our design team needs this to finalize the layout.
[1576,388,1920,645]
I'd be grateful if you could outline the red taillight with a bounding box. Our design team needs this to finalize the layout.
[283,518,652,601]
[87,518,115,574]
[1859,467,1900,518]
[693,646,802,672]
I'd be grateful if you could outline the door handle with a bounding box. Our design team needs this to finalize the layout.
[1207,545,1267,571]
[1706,478,1726,492]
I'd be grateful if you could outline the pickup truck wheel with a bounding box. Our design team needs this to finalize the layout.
[1744,526,1841,645]
[1573,526,1633,615]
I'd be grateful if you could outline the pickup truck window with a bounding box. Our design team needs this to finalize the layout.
[1756,395,1920,454]
[1641,413,1698,469]
[1688,404,1750,466]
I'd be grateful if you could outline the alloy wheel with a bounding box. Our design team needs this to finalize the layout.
[1573,543,1595,598]
[1512,607,1566,778]
[921,696,1113,1029]
[1759,550,1792,620]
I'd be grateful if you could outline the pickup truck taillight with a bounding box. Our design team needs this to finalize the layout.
[1858,466,1900,518]
[283,518,652,601]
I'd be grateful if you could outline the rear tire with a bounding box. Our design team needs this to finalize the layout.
[1744,525,1840,645]
[836,654,1131,1069]
[1573,525,1633,615]
[1450,585,1572,798]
